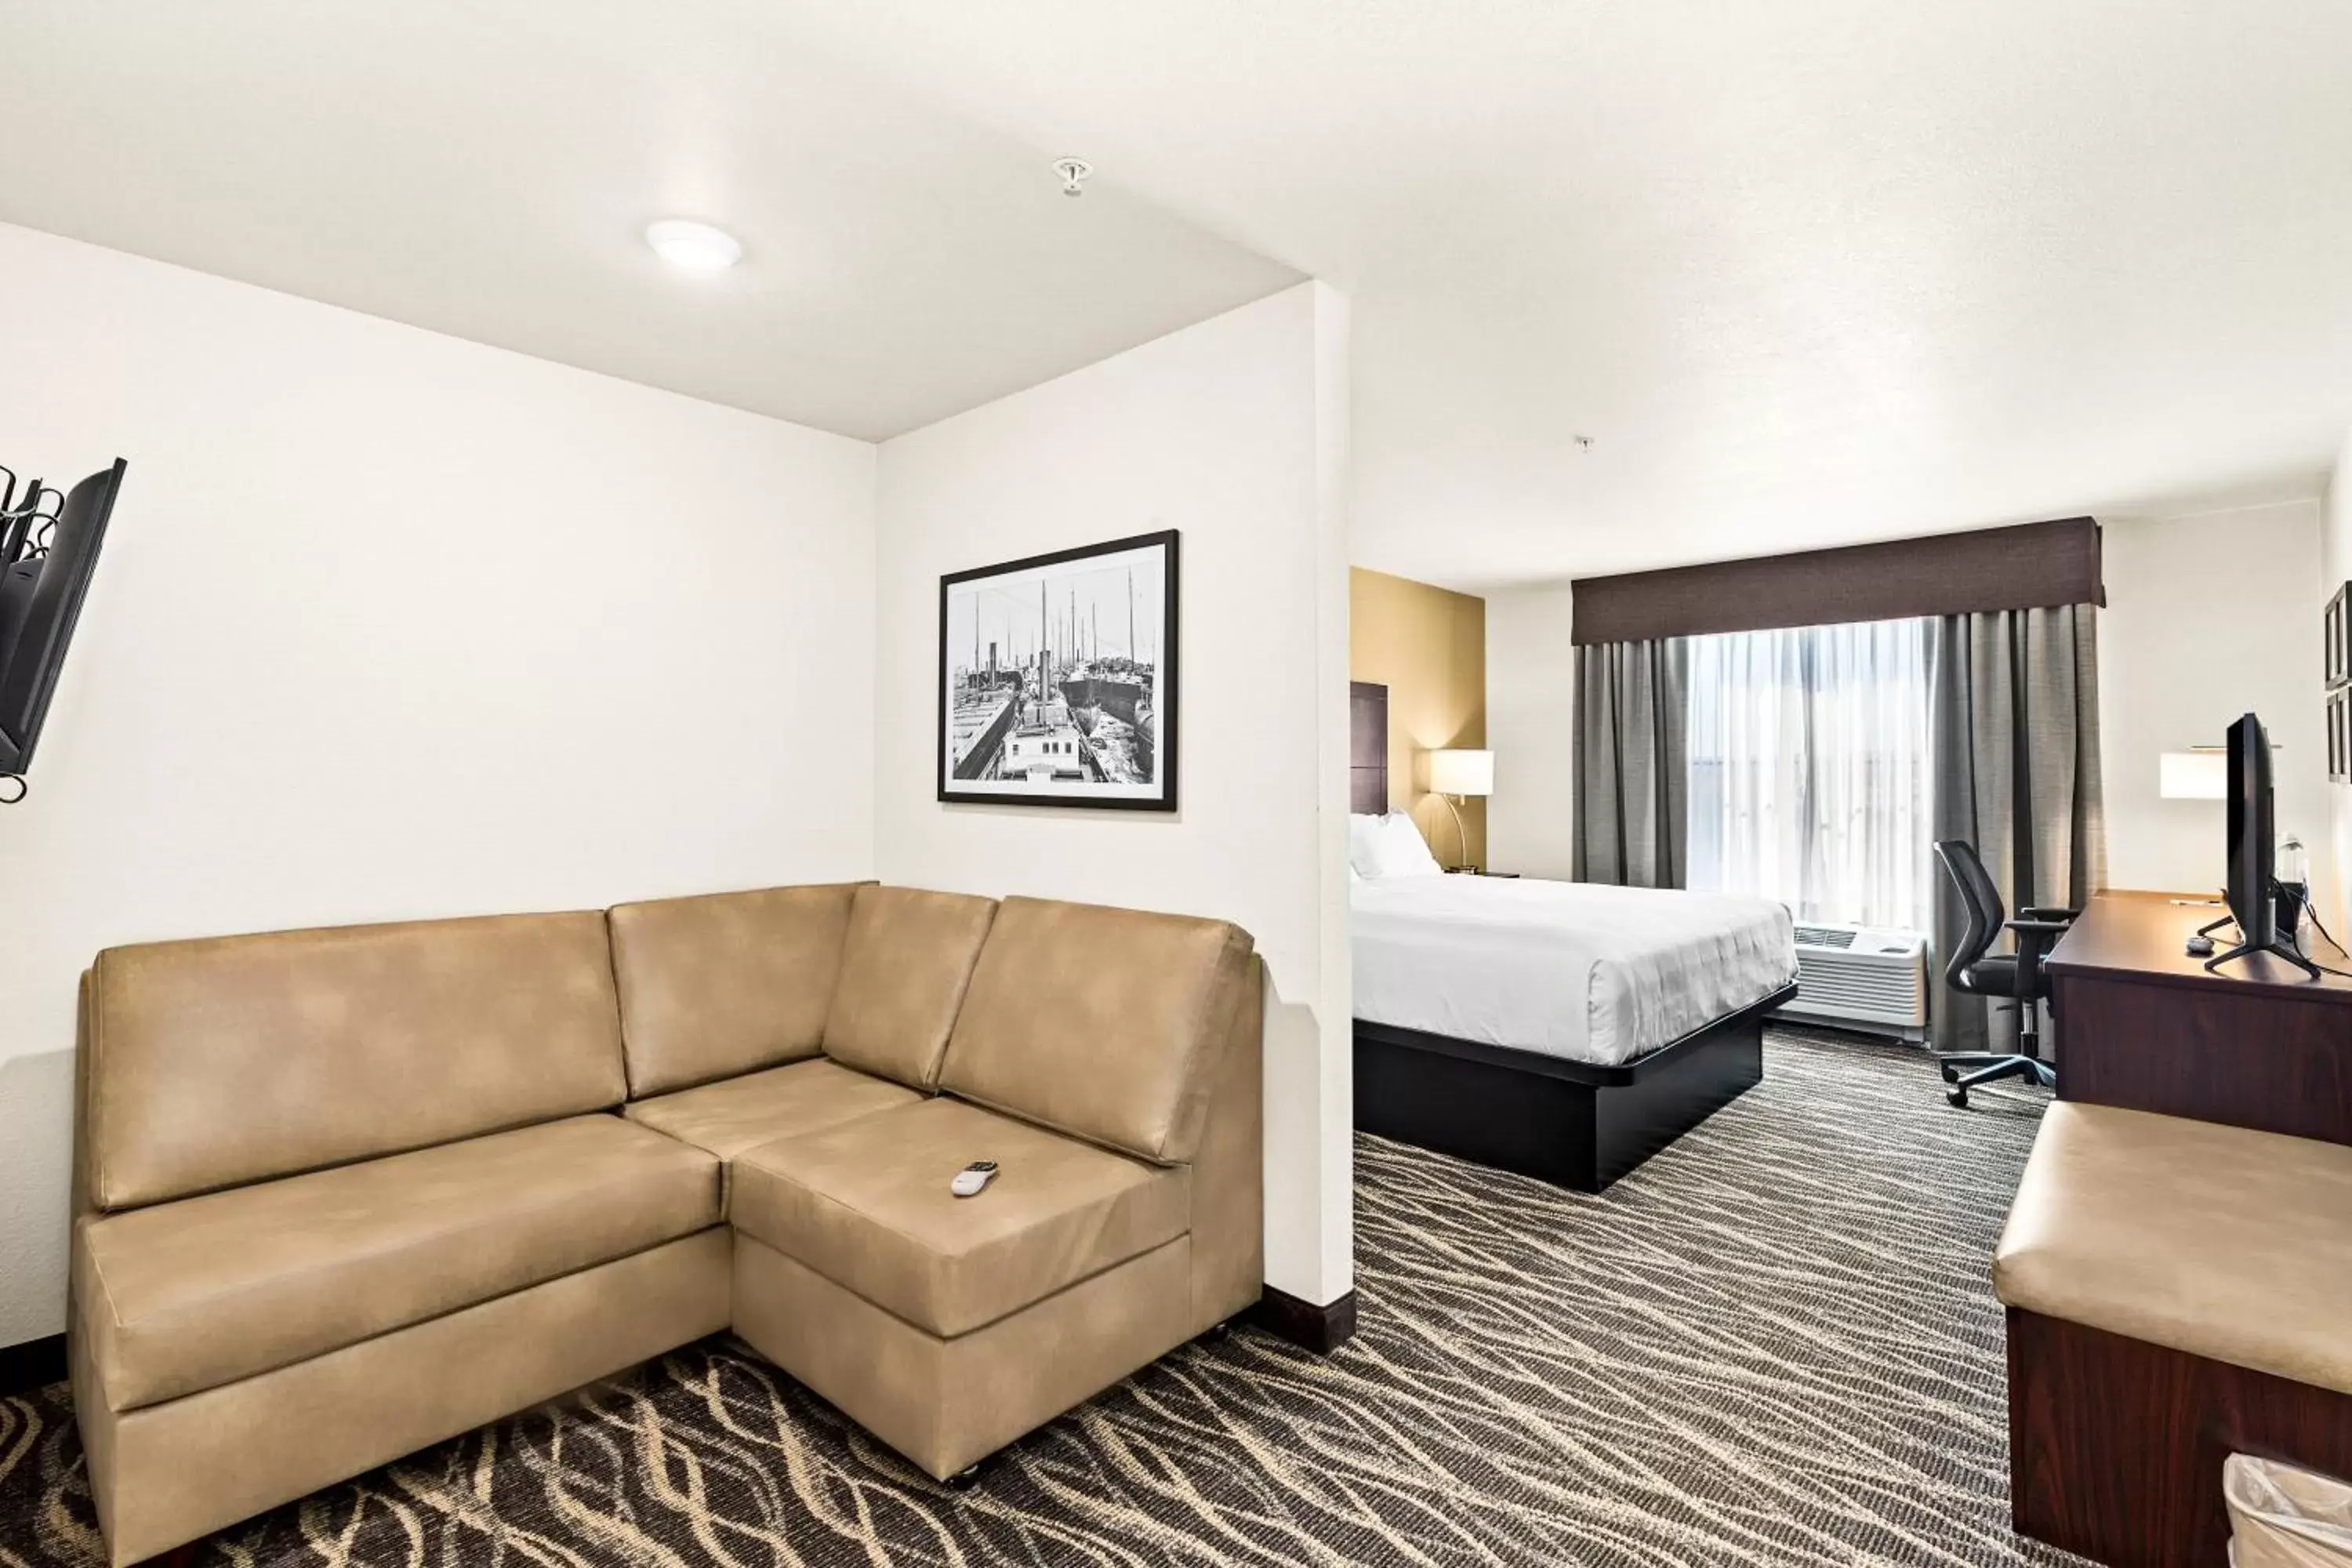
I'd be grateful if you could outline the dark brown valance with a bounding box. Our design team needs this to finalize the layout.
[1570,517,2102,646]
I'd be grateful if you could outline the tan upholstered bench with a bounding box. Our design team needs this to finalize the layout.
[1993,1102,2352,1568]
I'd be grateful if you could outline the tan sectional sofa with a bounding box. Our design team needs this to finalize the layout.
[70,882,1263,1566]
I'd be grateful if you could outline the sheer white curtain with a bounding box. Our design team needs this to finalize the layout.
[1685,617,1935,930]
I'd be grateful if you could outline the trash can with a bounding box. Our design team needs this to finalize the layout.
[2227,1455,2352,1567]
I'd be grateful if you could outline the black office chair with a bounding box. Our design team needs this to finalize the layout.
[1933,839,2078,1109]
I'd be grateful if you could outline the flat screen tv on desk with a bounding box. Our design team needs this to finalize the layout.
[2205,711,2318,978]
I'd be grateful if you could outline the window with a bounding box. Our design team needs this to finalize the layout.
[1685,617,1934,931]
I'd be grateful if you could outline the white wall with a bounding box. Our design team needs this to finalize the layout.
[1484,584,1578,879]
[0,223,877,1347]
[873,284,1356,1308]
[2099,502,2328,912]
[2327,438,2352,934]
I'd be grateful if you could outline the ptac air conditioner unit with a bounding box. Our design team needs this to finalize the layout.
[1773,922,1929,1043]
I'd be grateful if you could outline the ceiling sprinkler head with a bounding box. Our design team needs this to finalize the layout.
[1573,434,1595,452]
[1053,157,1094,197]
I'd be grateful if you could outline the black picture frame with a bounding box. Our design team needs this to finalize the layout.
[2328,584,2350,691]
[936,529,1179,811]
[2333,689,2350,785]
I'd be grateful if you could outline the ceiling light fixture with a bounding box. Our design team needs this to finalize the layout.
[1052,157,1093,197]
[644,220,742,271]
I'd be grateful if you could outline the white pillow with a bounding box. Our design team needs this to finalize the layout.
[1348,812,1388,879]
[1367,811,1446,879]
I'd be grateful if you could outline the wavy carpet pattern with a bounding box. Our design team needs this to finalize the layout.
[0,1029,2084,1567]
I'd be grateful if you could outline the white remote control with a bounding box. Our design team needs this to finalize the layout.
[950,1160,998,1198]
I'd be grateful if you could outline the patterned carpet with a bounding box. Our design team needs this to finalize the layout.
[0,1029,2083,1568]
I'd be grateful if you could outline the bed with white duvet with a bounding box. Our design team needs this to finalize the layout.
[1344,796,1797,1191]
[1351,873,1799,1067]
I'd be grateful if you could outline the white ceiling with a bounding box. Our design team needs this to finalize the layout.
[764,0,2352,588]
[0,0,1298,443]
[10,2,2352,587]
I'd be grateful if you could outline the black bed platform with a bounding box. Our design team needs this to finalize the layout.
[1353,983,1796,1192]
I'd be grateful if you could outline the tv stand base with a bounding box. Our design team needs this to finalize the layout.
[2203,936,2321,981]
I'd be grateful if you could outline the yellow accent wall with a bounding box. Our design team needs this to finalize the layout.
[1349,567,1487,869]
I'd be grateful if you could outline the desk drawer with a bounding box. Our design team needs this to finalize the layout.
[2054,972,2352,1146]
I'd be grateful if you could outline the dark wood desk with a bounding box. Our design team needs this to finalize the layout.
[2046,891,2352,1146]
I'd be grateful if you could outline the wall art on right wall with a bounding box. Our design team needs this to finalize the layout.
[2332,688,2350,785]
[2328,583,2350,691]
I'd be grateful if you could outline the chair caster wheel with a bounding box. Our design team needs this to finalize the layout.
[1939,1064,1960,1084]
[1947,1087,1969,1109]
[942,1462,986,1492]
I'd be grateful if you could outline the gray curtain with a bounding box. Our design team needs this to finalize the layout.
[1929,604,2107,1053]
[1573,638,1690,887]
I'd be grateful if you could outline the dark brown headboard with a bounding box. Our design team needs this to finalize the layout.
[1349,681,1389,815]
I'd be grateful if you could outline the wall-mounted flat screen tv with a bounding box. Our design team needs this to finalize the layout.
[0,459,125,779]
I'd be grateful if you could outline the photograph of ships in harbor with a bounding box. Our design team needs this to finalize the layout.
[936,529,1178,811]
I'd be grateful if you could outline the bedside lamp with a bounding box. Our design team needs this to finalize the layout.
[1428,749,1494,872]
[2159,749,2227,800]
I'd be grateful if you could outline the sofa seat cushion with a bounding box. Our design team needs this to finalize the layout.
[78,1114,720,1413]
[623,1058,923,1163]
[730,1098,1189,1338]
[1993,1102,2352,1395]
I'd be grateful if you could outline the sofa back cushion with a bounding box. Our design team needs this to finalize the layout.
[609,883,862,1097]
[938,897,1256,1164]
[822,886,997,1090]
[86,911,625,1211]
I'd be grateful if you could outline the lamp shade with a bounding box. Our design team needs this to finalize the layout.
[1429,749,1494,797]
[2159,750,2227,800]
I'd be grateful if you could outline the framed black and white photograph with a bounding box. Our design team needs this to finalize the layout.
[2329,583,2350,691]
[2333,688,2350,784]
[937,529,1178,811]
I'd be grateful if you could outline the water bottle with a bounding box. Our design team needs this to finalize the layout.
[2277,833,2310,941]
